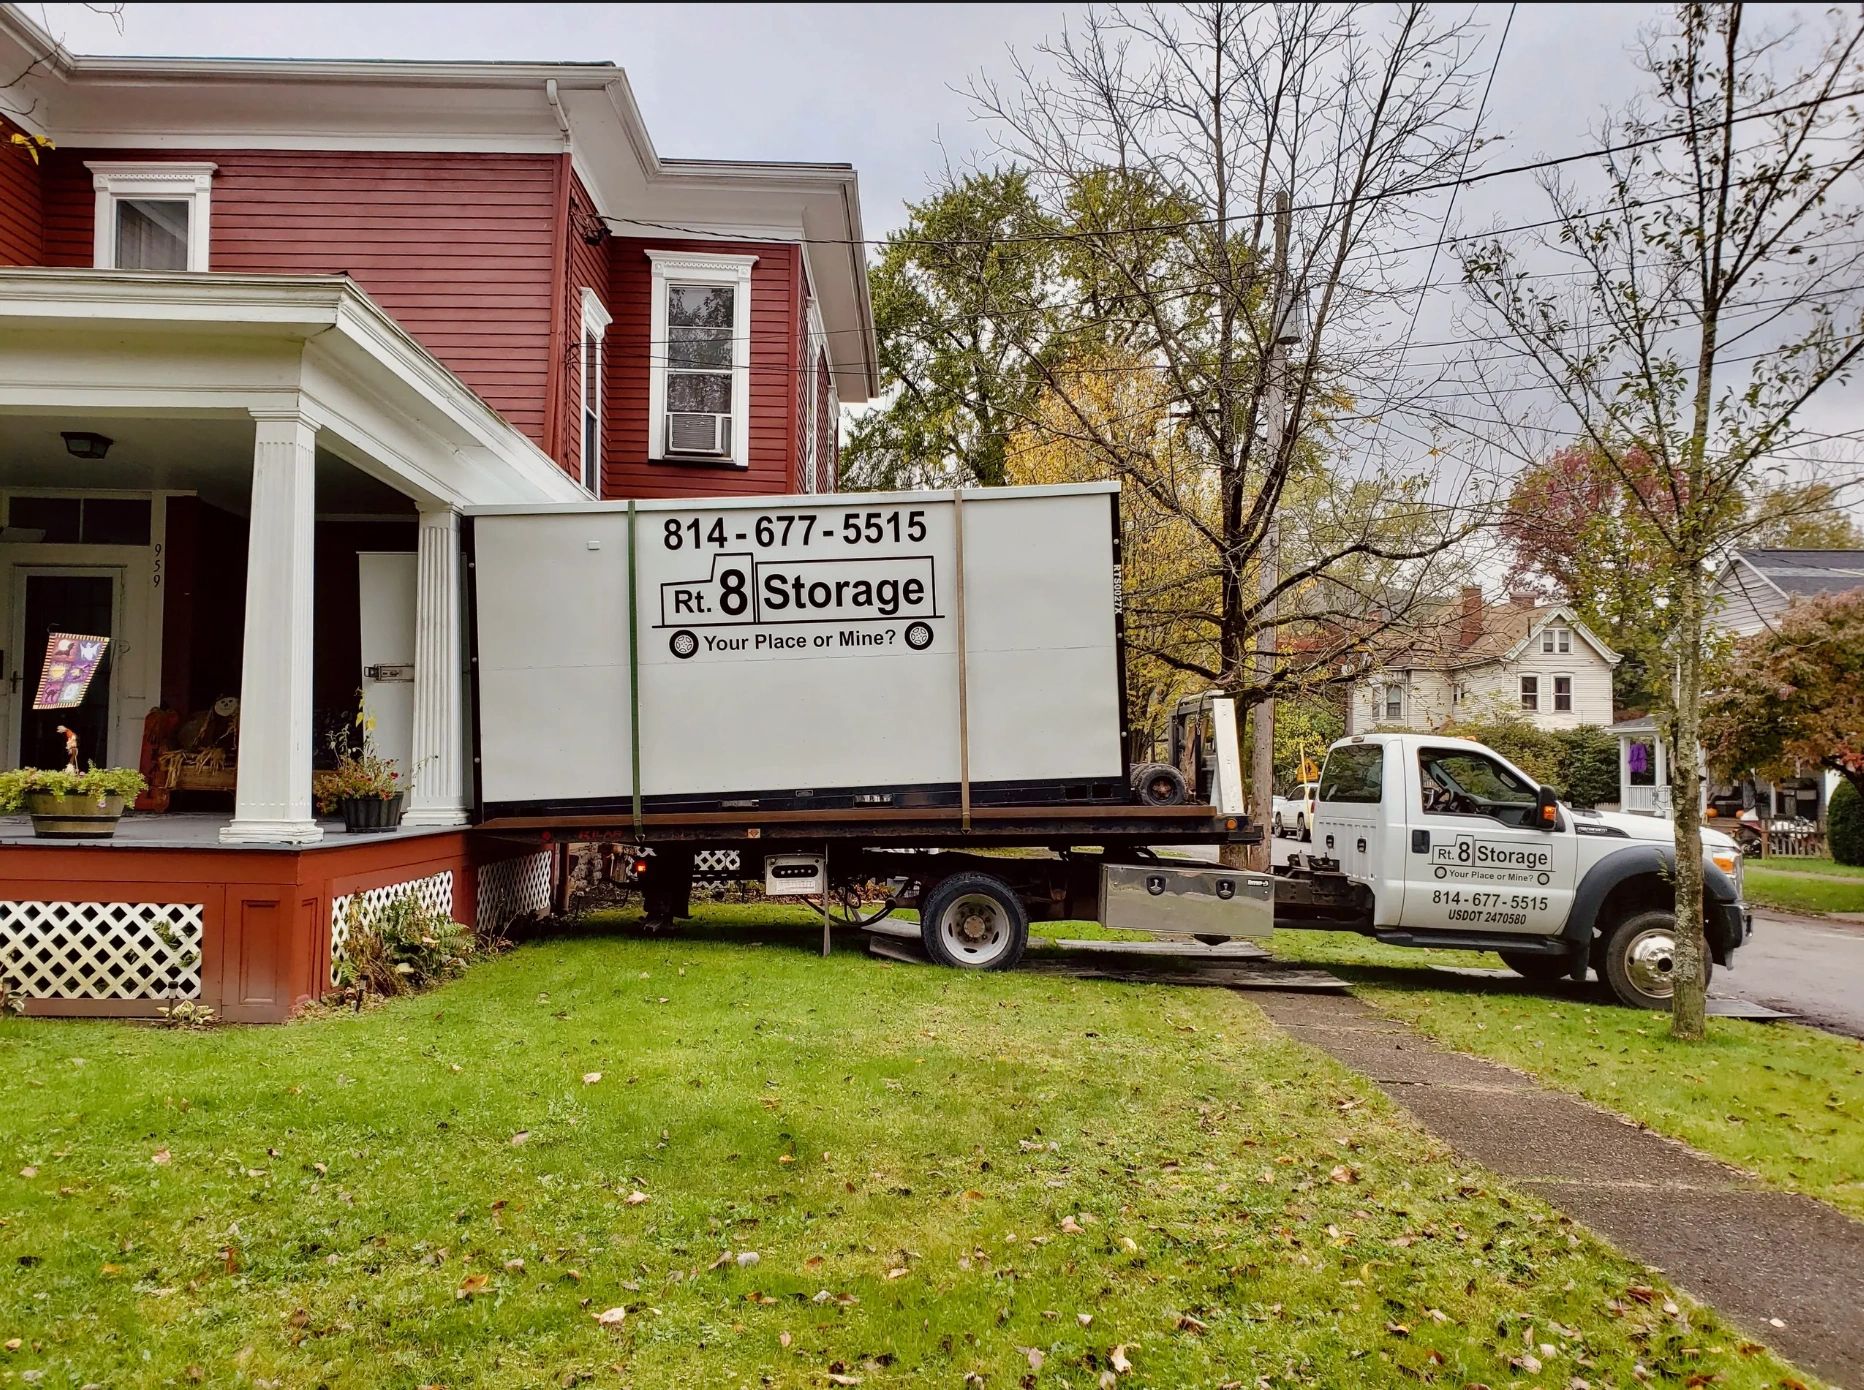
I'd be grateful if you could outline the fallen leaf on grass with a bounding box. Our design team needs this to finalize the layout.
[1176,1314,1208,1334]
[624,1191,650,1206]
[151,1149,171,1165]
[1385,1321,1409,1337]
[886,1267,908,1280]
[1110,1344,1134,1374]
[17,1167,35,1180]
[1329,1164,1358,1184]
[960,1189,985,1201]
[1077,1313,1093,1327]
[456,1273,491,1300]
[779,1331,792,1348]
[1025,1347,1045,1370]
[3,1338,20,1351]
[593,1306,626,1327]
[826,1377,861,1387]
[504,1259,525,1273]
[509,1132,530,1147]
[1060,1215,1085,1235]
[582,1072,603,1085]
[1120,1236,1139,1254]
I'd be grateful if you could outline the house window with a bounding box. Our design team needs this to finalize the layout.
[1541,625,1571,654]
[1520,675,1540,711]
[1554,675,1573,712]
[87,162,215,272]
[646,250,757,467]
[579,288,611,496]
[1383,684,1403,721]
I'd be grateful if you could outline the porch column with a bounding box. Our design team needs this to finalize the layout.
[221,410,322,845]
[403,508,468,827]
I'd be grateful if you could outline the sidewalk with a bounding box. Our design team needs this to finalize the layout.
[1258,988,1864,1385]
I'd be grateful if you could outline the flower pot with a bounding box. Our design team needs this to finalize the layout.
[25,790,126,840]
[339,792,405,833]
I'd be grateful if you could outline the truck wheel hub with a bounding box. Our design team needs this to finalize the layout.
[1624,927,1678,997]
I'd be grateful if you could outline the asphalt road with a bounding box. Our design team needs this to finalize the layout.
[1210,833,1864,1038]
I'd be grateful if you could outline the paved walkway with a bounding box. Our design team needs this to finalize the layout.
[1257,989,1864,1386]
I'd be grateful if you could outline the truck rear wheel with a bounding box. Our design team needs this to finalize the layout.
[920,871,1029,971]
[1601,909,1711,1009]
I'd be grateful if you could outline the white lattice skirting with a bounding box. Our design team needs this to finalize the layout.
[329,871,454,985]
[694,849,742,879]
[1,901,204,1001]
[476,851,553,934]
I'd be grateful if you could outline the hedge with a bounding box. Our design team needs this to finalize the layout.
[1831,780,1864,867]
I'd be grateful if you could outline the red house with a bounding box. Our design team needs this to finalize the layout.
[0,6,877,1018]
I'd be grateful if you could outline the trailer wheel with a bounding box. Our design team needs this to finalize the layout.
[1131,762,1189,807]
[920,872,1029,971]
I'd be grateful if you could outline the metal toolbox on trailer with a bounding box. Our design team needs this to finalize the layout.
[465,484,1129,821]
[1100,862,1274,939]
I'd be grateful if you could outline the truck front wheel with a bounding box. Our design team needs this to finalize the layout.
[920,871,1029,971]
[1601,909,1711,1009]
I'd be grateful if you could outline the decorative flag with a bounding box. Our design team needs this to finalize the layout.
[33,633,109,711]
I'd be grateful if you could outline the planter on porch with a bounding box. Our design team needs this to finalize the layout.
[24,789,128,839]
[339,793,405,834]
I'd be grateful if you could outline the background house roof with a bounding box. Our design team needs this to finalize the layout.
[1371,597,1620,673]
[1731,549,1864,599]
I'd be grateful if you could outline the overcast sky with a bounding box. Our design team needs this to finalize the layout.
[36,1,1862,491]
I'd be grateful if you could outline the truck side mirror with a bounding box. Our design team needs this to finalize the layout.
[1534,785,1560,831]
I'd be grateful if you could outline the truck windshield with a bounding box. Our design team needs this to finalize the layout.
[1319,744,1383,804]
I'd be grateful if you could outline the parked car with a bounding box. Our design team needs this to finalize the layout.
[1273,782,1318,840]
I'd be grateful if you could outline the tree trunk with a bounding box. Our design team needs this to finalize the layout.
[1668,563,1709,1041]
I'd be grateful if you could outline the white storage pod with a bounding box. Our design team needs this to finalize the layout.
[466,483,1129,819]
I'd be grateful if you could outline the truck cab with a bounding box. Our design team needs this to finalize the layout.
[1297,733,1751,1009]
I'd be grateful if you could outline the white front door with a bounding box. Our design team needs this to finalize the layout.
[7,566,124,770]
[358,552,417,777]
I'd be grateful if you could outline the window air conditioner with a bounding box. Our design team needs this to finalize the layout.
[666,412,731,457]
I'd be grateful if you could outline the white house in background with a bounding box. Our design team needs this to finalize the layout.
[1346,586,1621,735]
[1610,548,1864,820]
[1710,548,1864,636]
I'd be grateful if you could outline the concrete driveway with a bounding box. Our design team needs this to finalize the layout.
[1227,830,1864,1038]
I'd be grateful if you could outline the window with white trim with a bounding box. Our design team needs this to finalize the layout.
[1382,684,1403,721]
[646,250,757,466]
[1541,624,1571,654]
[1554,675,1573,712]
[579,288,611,496]
[87,162,216,272]
[1520,675,1540,711]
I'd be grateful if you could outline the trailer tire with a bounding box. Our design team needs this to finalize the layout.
[1132,762,1189,807]
[920,872,1029,971]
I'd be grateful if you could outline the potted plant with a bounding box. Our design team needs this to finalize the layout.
[315,702,408,833]
[0,765,149,839]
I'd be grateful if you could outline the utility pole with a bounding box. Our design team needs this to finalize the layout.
[1246,190,1293,872]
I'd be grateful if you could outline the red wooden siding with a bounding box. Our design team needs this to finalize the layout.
[563,174,612,487]
[602,238,804,500]
[37,148,563,446]
[0,120,44,265]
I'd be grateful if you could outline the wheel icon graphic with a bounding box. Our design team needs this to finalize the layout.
[904,621,934,651]
[669,629,698,659]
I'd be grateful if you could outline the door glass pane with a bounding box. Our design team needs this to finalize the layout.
[7,496,81,543]
[81,498,152,546]
[667,372,732,413]
[115,199,190,271]
[1419,749,1536,823]
[1319,744,1383,804]
[19,575,115,770]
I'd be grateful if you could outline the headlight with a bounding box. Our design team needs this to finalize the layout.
[1710,851,1743,899]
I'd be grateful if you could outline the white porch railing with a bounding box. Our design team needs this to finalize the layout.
[1623,785,1673,815]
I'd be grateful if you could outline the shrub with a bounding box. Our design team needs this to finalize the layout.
[0,764,147,813]
[336,893,475,998]
[1554,726,1620,808]
[1441,715,1562,786]
[1830,780,1864,867]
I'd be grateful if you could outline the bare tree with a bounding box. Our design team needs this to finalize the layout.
[964,3,1498,834]
[1,4,123,126]
[1457,1,1864,1039]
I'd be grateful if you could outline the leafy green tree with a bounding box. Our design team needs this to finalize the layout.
[1830,782,1864,867]
[1462,3,1864,1039]
[841,171,1058,490]
[1554,727,1622,809]
[1744,481,1864,551]
[1272,693,1344,788]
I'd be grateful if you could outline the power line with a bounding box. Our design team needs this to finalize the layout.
[603,83,1864,252]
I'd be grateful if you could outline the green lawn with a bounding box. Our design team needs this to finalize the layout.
[1743,865,1864,916]
[1268,929,1864,1220]
[1749,856,1864,880]
[0,904,1820,1388]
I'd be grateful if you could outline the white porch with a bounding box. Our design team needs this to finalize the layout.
[0,268,583,844]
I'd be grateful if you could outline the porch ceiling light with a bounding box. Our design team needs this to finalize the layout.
[61,431,114,460]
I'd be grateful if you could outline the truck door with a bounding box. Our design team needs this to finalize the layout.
[1402,745,1575,936]
[1316,739,1404,926]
